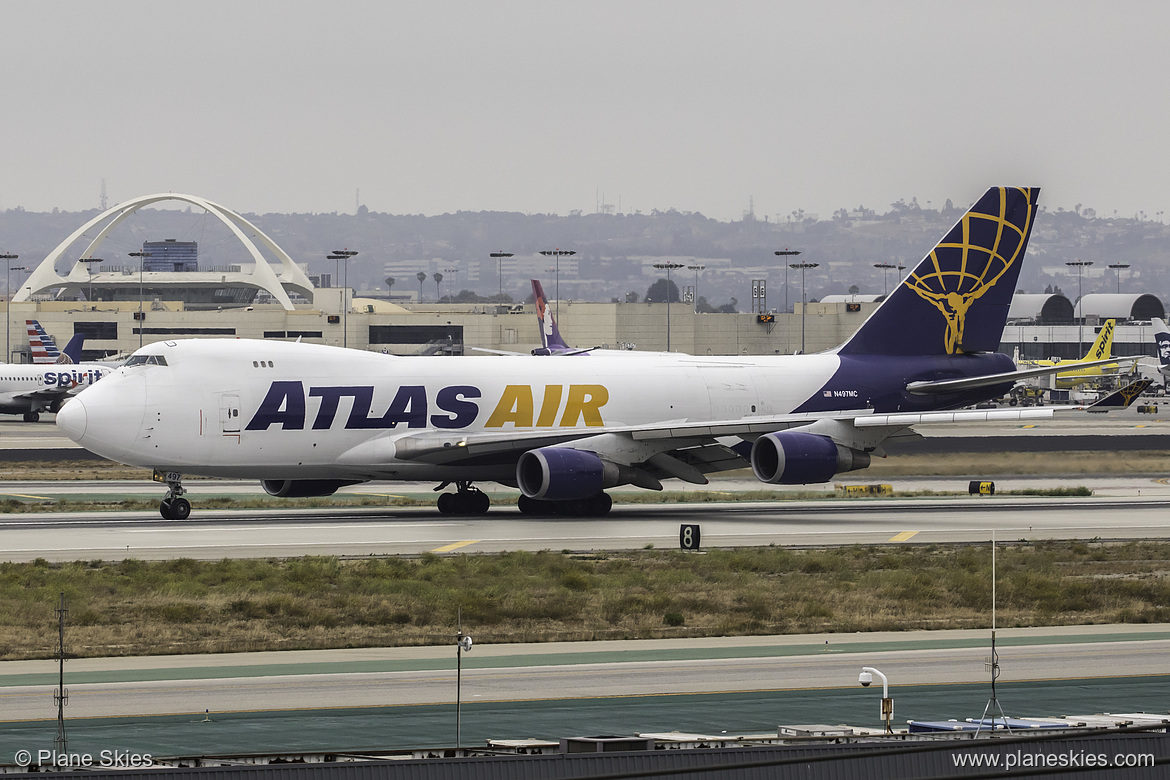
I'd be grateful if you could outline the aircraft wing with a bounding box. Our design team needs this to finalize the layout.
[11,386,75,407]
[370,405,1056,473]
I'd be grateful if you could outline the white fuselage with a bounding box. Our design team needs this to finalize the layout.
[57,339,842,481]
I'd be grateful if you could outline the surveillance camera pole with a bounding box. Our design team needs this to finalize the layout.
[455,607,473,750]
[860,666,892,733]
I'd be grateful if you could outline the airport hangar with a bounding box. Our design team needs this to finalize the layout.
[6,193,1166,369]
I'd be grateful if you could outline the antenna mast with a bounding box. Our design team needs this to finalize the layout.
[976,532,1011,735]
[54,592,69,754]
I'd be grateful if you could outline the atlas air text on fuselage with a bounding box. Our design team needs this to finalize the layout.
[245,381,610,431]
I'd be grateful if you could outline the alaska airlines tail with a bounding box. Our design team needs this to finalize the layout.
[1153,318,1170,375]
[531,279,572,355]
[838,187,1039,356]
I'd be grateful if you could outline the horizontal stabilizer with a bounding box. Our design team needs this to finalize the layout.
[1087,379,1153,410]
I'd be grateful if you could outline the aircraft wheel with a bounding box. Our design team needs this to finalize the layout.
[23,411,40,423]
[437,492,454,514]
[160,499,173,520]
[170,497,191,520]
[470,490,490,515]
[587,492,613,516]
[517,495,542,515]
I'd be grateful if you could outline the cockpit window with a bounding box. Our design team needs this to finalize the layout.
[125,355,169,367]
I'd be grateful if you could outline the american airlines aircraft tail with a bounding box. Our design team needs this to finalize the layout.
[59,186,1120,522]
[27,320,84,364]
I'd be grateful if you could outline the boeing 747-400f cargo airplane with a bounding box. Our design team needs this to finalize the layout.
[57,187,1117,520]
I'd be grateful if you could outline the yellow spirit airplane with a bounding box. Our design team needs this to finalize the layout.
[1017,319,1120,388]
[55,187,1130,520]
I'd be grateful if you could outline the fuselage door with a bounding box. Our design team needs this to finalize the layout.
[220,393,241,433]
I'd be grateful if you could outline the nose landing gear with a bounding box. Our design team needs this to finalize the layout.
[155,470,191,520]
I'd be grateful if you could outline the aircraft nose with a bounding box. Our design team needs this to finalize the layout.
[56,373,147,462]
[56,396,88,441]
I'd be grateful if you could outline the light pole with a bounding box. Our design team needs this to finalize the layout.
[443,267,459,300]
[790,261,819,354]
[79,257,103,306]
[1065,260,1093,355]
[686,264,705,313]
[2,255,22,363]
[329,249,358,349]
[539,249,576,322]
[128,251,151,349]
[653,261,683,352]
[873,262,897,297]
[490,252,512,299]
[858,667,893,734]
[774,249,801,314]
[1108,262,1130,295]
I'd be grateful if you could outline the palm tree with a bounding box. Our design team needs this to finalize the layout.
[416,271,427,301]
[384,276,395,296]
[432,272,444,302]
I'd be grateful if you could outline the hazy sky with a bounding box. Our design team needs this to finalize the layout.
[5,1,1169,222]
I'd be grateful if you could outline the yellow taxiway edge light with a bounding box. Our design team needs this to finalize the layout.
[432,540,481,553]
[889,531,919,542]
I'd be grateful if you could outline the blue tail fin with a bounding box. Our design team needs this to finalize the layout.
[61,333,85,364]
[839,187,1039,356]
[531,279,571,354]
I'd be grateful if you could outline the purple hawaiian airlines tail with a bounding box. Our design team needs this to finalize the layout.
[838,187,1040,357]
[531,279,572,355]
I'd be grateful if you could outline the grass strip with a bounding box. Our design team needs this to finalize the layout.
[1,539,1168,660]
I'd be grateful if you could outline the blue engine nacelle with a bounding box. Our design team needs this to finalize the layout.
[516,447,622,501]
[750,431,870,485]
[261,479,363,498]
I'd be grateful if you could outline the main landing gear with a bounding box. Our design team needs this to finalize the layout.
[158,473,191,520]
[22,411,40,423]
[435,481,491,515]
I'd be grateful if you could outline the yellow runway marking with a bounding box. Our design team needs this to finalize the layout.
[889,531,919,542]
[1019,424,1037,429]
[0,493,53,500]
[432,540,480,553]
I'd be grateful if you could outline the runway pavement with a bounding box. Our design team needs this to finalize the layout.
[0,491,1168,562]
[3,624,1170,720]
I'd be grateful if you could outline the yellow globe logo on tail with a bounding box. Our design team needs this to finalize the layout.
[905,187,1037,354]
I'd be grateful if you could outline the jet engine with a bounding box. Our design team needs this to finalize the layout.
[260,479,363,498]
[516,447,625,501]
[750,431,870,485]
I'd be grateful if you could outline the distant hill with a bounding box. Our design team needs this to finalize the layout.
[1,200,1165,311]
